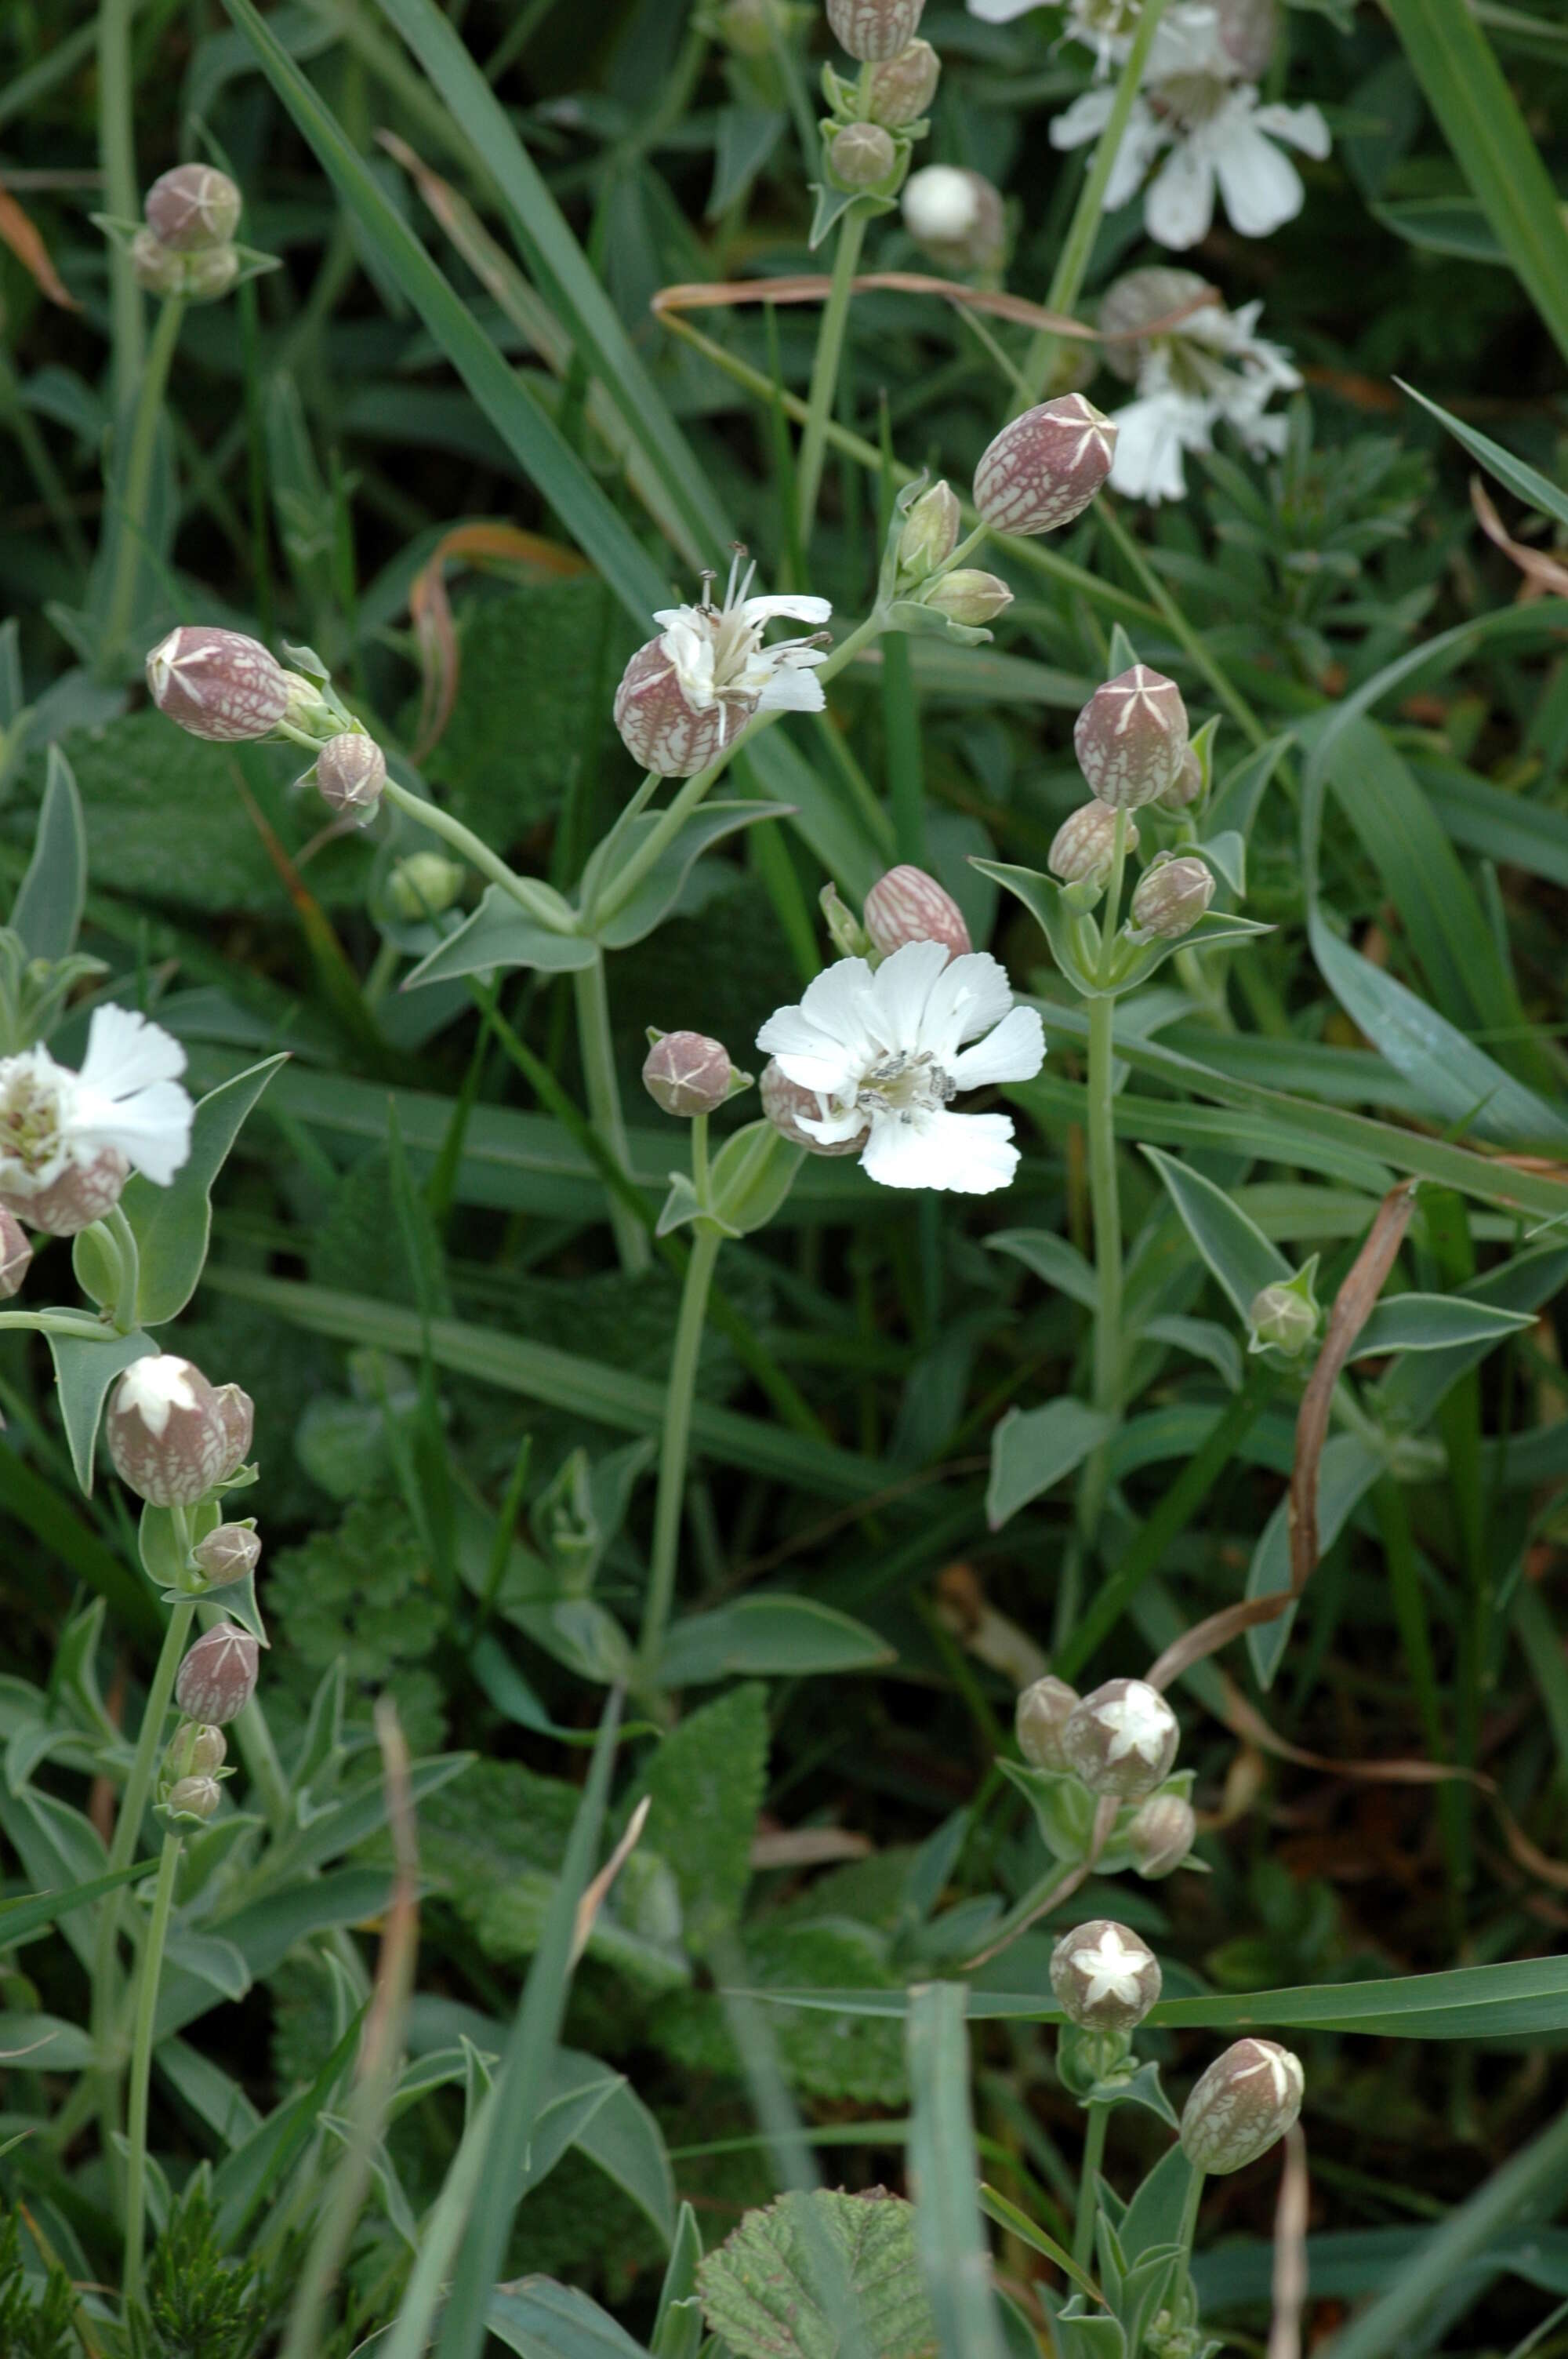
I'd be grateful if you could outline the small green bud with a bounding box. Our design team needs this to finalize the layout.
[867,37,940,125]
[921,569,1014,625]
[387,850,465,919]
[1248,1264,1321,1358]
[1128,852,1214,940]
[829,122,898,190]
[898,481,960,581]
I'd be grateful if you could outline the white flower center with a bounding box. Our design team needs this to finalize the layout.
[0,1058,70,1182]
[855,1049,956,1125]
[1152,71,1232,131]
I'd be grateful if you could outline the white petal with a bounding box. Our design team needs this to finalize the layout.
[80,1005,187,1096]
[1103,103,1169,211]
[949,1005,1045,1089]
[1109,391,1210,503]
[1211,118,1306,238]
[74,1081,194,1185]
[866,940,952,1054]
[743,594,833,626]
[919,951,1015,1055]
[1149,4,1225,74]
[967,0,1042,18]
[1253,100,1331,161]
[755,667,827,714]
[799,956,877,1045]
[652,602,699,631]
[1050,88,1116,153]
[1145,140,1217,250]
[861,1107,1020,1194]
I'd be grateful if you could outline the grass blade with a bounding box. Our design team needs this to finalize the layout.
[906,1983,1010,2359]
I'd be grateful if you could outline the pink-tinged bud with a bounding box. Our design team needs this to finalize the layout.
[130,225,185,297]
[1073,665,1189,809]
[1099,267,1213,383]
[1015,1674,1078,1772]
[191,1521,261,1587]
[1,1149,130,1239]
[144,163,242,252]
[614,639,743,780]
[760,1060,868,1158]
[146,627,289,743]
[316,733,387,817]
[1181,2039,1304,2175]
[174,1623,260,1726]
[868,37,940,125]
[1051,1918,1162,2030]
[1215,0,1279,80]
[643,1031,734,1118]
[1062,1676,1179,1799]
[863,867,972,960]
[0,1208,31,1297]
[830,122,898,190]
[165,1722,227,1777]
[212,1383,255,1479]
[106,1356,240,1506]
[165,1774,222,1822]
[974,394,1117,537]
[1048,800,1134,889]
[1128,1791,1196,1879]
[898,481,961,581]
[1160,744,1205,812]
[922,569,1014,625]
[903,166,1005,274]
[826,0,925,61]
[180,243,240,304]
[1130,853,1214,940]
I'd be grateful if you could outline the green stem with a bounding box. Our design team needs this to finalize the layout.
[637,1223,722,1684]
[572,954,651,1277]
[101,296,185,670]
[1073,816,1131,1555]
[97,0,143,412]
[1018,0,1174,408]
[943,522,992,573]
[122,1831,181,2309]
[1072,2106,1109,2272]
[0,1310,113,1339]
[381,776,572,930]
[797,206,868,547]
[104,1203,141,1334]
[1175,2161,1206,2274]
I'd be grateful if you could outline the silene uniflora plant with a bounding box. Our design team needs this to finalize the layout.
[5,0,1568,2354]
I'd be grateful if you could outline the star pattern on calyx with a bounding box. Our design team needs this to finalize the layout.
[1092,1681,1175,1765]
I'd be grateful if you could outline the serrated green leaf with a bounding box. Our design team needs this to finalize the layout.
[698,2188,938,2359]
[641,1683,768,1957]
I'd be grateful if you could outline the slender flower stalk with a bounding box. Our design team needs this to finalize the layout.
[797,206,869,544]
[103,1201,142,1334]
[1073,2108,1109,2269]
[97,0,143,407]
[1076,809,1131,1554]
[574,957,650,1278]
[101,296,185,668]
[122,1830,181,2306]
[375,776,573,933]
[637,1219,723,1683]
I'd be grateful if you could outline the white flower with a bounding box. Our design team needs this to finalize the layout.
[756,940,1044,1194]
[1052,71,1329,249]
[903,164,982,243]
[1109,294,1300,501]
[1091,1681,1177,1766]
[966,0,1218,74]
[0,1006,193,1205]
[654,551,831,731]
[1075,1925,1154,2010]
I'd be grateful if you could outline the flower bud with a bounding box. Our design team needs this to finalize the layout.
[387,851,464,919]
[1099,266,1213,384]
[902,165,1005,274]
[1050,1919,1162,2030]
[165,1723,227,1778]
[1181,2039,1304,2175]
[1127,1791,1196,1879]
[868,37,940,125]
[1216,0,1279,80]
[614,638,740,780]
[147,627,289,744]
[715,0,789,55]
[1159,744,1205,811]
[829,122,898,190]
[922,569,1014,625]
[1062,1677,1179,1799]
[643,1030,734,1118]
[1048,800,1134,889]
[129,225,186,297]
[1249,1279,1318,1358]
[213,1383,256,1478]
[144,163,242,253]
[107,1357,247,1507]
[1,1149,131,1239]
[898,481,960,581]
[1073,665,1189,809]
[0,1209,32,1298]
[174,1623,260,1726]
[760,1059,868,1157]
[1130,853,1214,940]
[316,732,387,817]
[863,866,972,960]
[191,1521,261,1587]
[165,1774,222,1822]
[1015,1674,1077,1772]
[826,0,926,62]
[974,394,1116,536]
[180,244,241,304]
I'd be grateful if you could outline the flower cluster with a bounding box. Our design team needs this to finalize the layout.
[0,1005,193,1237]
[147,627,390,821]
[1049,663,1220,944]
[126,165,245,304]
[1099,265,1301,503]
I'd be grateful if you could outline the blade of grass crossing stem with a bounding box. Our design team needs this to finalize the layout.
[369,0,729,565]
[434,1688,623,2359]
[219,0,670,626]
[906,1983,1011,2359]
[1382,0,1568,372]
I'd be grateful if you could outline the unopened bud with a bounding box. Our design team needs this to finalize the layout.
[1048,800,1134,889]
[715,0,788,54]
[615,638,740,780]
[1249,1278,1318,1358]
[868,37,940,125]
[922,569,1014,625]
[165,1723,227,1778]
[164,1774,222,1822]
[829,122,898,190]
[388,851,464,919]
[903,165,1005,274]
[147,627,289,743]
[1127,1791,1196,1879]
[1062,1677,1179,1799]
[107,1358,249,1506]
[826,0,926,61]
[191,1521,261,1587]
[1015,1674,1077,1772]
[643,1030,734,1118]
[0,1209,31,1297]
[316,733,387,818]
[898,481,960,581]
[174,1623,260,1726]
[1129,853,1214,940]
[863,866,972,960]
[130,225,186,297]
[1181,2038,1304,2175]
[214,1384,255,1479]
[144,163,242,252]
[760,1059,868,1157]
[1073,665,1189,809]
[1160,743,1205,811]
[974,394,1116,536]
[1050,1919,1162,2030]
[1099,266,1213,383]
[180,243,241,304]
[1,1150,130,1239]
[1215,0,1278,80]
